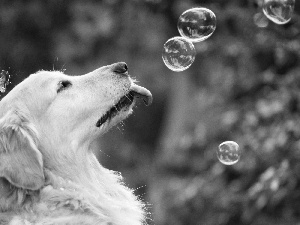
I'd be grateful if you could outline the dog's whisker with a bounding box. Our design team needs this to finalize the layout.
[125,94,132,101]
[115,106,121,113]
[60,62,67,73]
[98,149,111,158]
[133,185,147,192]
[120,121,125,128]
[116,125,124,134]
[52,57,59,71]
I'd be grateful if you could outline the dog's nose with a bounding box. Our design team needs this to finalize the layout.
[112,62,128,74]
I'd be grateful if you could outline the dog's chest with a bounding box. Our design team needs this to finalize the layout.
[7,186,106,225]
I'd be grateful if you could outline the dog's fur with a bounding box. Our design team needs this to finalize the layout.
[0,63,151,225]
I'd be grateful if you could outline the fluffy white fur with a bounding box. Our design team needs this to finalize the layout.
[0,63,150,225]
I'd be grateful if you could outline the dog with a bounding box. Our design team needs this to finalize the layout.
[0,62,152,225]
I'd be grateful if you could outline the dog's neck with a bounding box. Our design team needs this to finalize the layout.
[43,141,93,183]
[0,143,145,225]
[45,151,145,225]
[45,142,144,225]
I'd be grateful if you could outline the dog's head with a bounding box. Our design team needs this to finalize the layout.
[0,62,152,191]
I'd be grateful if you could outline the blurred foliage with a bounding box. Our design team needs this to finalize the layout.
[1,0,300,225]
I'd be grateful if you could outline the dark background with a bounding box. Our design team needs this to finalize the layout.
[1,0,300,224]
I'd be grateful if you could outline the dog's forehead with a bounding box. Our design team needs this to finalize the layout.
[29,71,67,86]
[18,71,72,92]
[0,71,66,114]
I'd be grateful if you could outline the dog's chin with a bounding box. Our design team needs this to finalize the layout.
[101,106,134,132]
[95,84,152,130]
[95,92,135,129]
[95,103,134,133]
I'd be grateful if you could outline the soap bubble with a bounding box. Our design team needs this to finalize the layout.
[262,0,295,25]
[162,36,196,72]
[253,12,269,28]
[0,70,9,93]
[217,141,241,165]
[177,7,216,42]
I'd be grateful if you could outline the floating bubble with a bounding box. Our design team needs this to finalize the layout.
[177,7,216,42]
[0,70,9,93]
[217,141,241,165]
[162,36,196,72]
[262,0,295,25]
[253,12,269,28]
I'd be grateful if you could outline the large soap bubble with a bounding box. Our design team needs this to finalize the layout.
[262,0,295,25]
[177,7,216,42]
[217,141,241,165]
[162,36,196,72]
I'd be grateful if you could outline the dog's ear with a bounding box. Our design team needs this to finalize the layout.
[0,110,45,190]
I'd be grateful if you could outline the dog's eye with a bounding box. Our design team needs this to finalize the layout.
[57,80,72,93]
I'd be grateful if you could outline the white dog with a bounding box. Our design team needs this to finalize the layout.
[0,62,152,225]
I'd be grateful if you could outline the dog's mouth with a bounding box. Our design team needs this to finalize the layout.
[96,85,152,128]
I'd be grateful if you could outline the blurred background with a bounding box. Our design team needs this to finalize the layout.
[1,0,300,224]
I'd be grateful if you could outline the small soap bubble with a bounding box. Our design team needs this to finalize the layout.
[253,12,269,28]
[0,70,10,93]
[262,0,295,25]
[162,36,196,72]
[217,141,240,165]
[177,7,216,42]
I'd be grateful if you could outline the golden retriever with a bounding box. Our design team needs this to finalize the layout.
[0,62,152,225]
